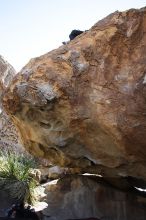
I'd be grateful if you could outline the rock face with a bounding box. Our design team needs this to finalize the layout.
[3,8,146,180]
[43,175,146,220]
[0,55,15,100]
[0,56,24,152]
[0,111,24,152]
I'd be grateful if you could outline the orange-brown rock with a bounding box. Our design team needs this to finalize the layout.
[3,8,146,180]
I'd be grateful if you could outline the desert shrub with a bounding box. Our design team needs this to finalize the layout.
[0,150,38,205]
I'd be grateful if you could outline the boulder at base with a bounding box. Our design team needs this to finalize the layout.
[43,175,146,220]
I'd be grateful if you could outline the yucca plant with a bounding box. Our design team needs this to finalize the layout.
[0,150,38,205]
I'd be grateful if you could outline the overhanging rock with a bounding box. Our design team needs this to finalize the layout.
[3,7,146,181]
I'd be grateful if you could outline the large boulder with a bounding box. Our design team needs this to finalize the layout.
[3,8,146,180]
[43,175,146,220]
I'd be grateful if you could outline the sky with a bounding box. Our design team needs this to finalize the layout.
[0,0,146,72]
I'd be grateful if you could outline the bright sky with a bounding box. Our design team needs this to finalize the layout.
[0,0,145,71]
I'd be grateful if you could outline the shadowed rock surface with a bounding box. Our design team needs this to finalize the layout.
[43,175,146,220]
[3,8,146,181]
[0,190,15,217]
